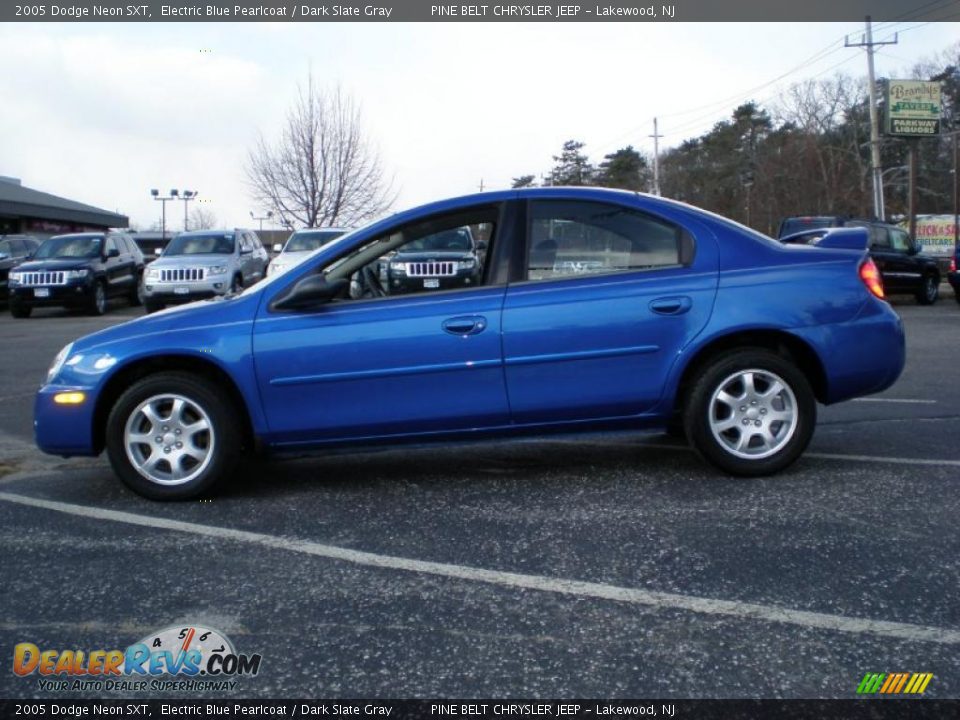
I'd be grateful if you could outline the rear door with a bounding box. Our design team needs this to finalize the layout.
[502,199,718,424]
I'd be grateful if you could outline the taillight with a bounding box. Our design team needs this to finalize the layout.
[860,258,885,300]
[951,257,957,273]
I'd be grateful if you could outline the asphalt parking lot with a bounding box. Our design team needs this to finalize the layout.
[1,293,958,700]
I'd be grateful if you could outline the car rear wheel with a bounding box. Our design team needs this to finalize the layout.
[88,281,107,316]
[231,275,243,293]
[105,372,241,500]
[916,275,939,305]
[10,302,31,318]
[683,349,816,476]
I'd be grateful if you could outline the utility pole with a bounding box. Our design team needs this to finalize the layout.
[478,179,485,192]
[649,117,663,196]
[846,16,898,221]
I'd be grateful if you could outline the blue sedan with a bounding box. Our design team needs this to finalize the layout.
[35,188,905,499]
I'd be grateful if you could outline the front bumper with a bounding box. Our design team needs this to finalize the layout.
[34,384,99,456]
[9,280,95,307]
[142,277,229,304]
[387,270,481,294]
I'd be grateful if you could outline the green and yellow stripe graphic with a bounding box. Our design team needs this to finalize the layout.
[857,672,933,694]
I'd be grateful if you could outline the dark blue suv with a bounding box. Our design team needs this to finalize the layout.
[34,189,905,499]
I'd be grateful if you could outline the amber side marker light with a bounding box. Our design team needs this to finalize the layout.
[860,258,885,300]
[53,392,86,405]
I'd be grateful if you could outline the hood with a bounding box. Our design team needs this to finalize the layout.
[151,255,233,268]
[14,259,94,272]
[394,250,475,261]
[72,293,256,354]
[275,250,313,263]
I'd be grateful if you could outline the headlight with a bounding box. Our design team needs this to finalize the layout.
[65,269,89,280]
[47,343,74,384]
[145,268,159,280]
[208,265,227,276]
[459,259,476,270]
[9,271,22,283]
[389,262,407,274]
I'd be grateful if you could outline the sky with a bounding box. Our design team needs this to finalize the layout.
[1,20,958,232]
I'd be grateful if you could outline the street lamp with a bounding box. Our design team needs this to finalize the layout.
[177,190,198,231]
[150,189,176,244]
[250,210,273,232]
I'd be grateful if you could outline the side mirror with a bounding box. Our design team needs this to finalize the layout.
[272,275,348,310]
[273,243,283,253]
[155,248,163,256]
[908,242,921,255]
[106,248,120,258]
[477,241,488,252]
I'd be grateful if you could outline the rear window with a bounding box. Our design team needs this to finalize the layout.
[778,217,843,238]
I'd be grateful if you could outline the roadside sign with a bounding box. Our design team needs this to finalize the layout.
[884,80,941,137]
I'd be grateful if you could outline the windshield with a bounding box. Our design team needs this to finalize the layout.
[285,230,347,253]
[164,233,235,256]
[400,227,474,253]
[35,235,102,259]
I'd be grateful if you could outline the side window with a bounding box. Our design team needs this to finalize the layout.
[324,206,498,301]
[527,201,686,281]
[240,234,253,253]
[889,229,911,252]
[870,225,891,248]
[104,237,118,256]
[9,239,24,255]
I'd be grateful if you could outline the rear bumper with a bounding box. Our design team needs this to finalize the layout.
[948,271,959,291]
[791,298,905,404]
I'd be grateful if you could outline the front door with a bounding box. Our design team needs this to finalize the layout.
[253,204,511,446]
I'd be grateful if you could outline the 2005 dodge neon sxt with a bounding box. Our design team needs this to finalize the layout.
[35,188,905,499]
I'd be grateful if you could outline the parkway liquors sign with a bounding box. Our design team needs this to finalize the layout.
[884,80,941,137]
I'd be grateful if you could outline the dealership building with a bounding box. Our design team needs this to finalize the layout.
[0,176,128,238]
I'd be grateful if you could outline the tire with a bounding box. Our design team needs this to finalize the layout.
[10,302,32,318]
[129,276,144,307]
[105,372,242,500]
[683,349,816,476]
[144,300,165,314]
[916,275,939,305]
[88,281,107,316]
[230,275,244,293]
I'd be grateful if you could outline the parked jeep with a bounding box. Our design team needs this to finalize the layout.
[385,226,484,294]
[142,229,269,313]
[8,232,143,317]
[779,217,941,305]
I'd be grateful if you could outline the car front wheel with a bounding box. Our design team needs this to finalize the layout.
[105,373,241,499]
[683,349,816,476]
[10,301,32,318]
[916,275,939,305]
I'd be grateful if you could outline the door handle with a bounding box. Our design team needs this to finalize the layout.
[442,315,488,336]
[649,296,692,315]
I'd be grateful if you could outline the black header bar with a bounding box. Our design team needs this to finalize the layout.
[3,0,958,23]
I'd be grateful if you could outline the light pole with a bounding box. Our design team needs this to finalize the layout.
[150,189,176,244]
[175,190,198,231]
[250,210,273,232]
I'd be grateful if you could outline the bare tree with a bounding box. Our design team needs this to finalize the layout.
[247,78,394,228]
[189,207,218,230]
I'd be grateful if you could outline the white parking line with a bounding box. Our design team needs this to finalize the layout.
[1,491,958,646]
[852,398,938,404]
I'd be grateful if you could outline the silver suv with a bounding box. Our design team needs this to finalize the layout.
[142,229,268,313]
